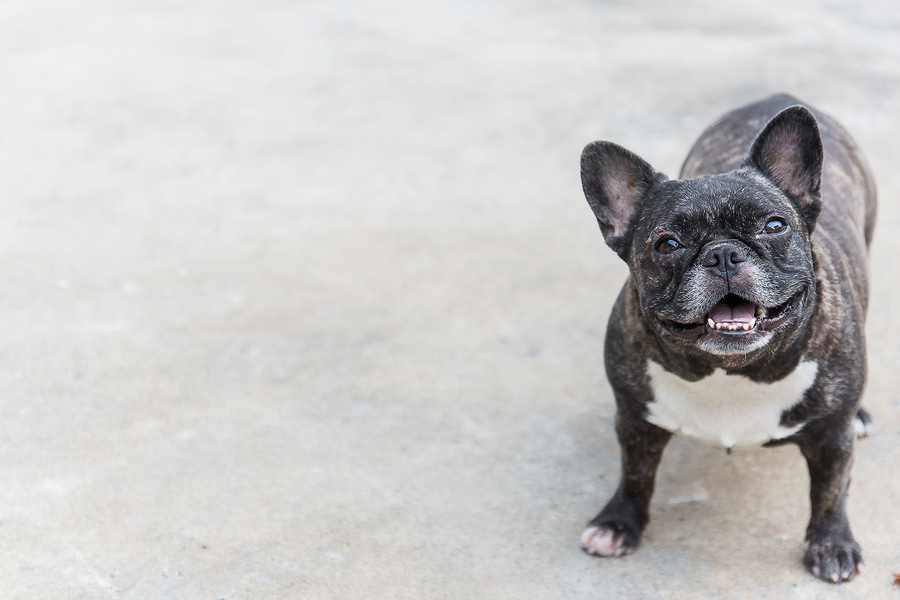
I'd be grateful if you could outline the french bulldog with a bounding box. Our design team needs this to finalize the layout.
[578,94,876,583]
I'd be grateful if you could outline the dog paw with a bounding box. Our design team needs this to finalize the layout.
[804,537,863,583]
[853,407,873,439]
[580,524,638,558]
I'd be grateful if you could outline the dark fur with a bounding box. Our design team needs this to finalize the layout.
[580,94,875,582]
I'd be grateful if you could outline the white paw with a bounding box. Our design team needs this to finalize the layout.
[580,525,632,557]
[853,414,873,439]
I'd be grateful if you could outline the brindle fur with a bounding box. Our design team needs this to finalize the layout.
[581,94,875,583]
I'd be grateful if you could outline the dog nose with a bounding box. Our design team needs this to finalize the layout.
[701,242,748,275]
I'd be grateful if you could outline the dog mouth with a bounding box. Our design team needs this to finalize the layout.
[662,292,801,340]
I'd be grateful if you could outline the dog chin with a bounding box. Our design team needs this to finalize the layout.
[696,333,773,356]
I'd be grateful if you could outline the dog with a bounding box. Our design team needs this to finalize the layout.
[578,94,876,583]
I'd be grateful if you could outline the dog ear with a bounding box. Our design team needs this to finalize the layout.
[746,106,823,230]
[581,141,659,257]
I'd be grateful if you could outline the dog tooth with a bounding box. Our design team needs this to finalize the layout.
[707,318,715,328]
[749,317,756,328]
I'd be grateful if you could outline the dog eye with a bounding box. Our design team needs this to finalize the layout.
[763,219,788,234]
[656,238,682,254]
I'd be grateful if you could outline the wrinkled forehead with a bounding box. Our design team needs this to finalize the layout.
[641,172,792,232]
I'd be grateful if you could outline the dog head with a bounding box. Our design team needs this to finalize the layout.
[581,106,823,365]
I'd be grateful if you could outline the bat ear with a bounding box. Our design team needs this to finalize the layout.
[746,105,823,229]
[580,141,660,257]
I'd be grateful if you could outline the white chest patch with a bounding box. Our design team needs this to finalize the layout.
[645,359,818,449]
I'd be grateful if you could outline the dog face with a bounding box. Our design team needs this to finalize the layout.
[581,107,824,364]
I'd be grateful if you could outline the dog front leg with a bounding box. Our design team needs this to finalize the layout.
[798,424,862,582]
[582,409,671,557]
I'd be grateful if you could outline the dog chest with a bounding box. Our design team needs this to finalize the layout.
[645,359,818,449]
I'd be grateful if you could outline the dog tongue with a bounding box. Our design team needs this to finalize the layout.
[708,300,756,324]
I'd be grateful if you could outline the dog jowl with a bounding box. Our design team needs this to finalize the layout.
[579,94,876,583]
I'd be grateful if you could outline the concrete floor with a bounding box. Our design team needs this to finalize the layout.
[0,0,898,598]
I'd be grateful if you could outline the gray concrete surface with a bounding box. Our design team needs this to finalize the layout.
[0,0,898,598]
